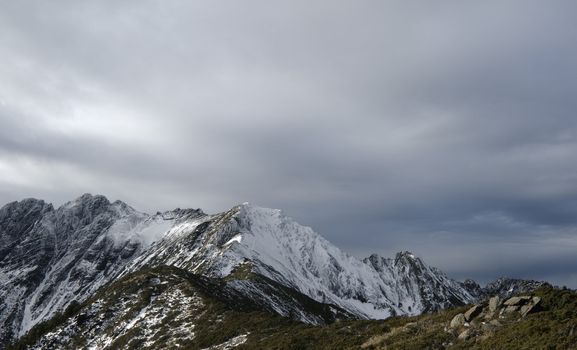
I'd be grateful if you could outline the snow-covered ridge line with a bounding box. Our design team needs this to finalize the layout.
[1,194,480,346]
[128,201,477,319]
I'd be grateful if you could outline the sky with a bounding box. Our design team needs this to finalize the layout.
[1,1,577,287]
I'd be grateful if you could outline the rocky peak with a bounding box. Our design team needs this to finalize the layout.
[394,251,426,274]
[0,198,53,247]
[395,250,418,261]
[60,193,111,213]
[364,253,384,268]
[461,279,484,299]
[0,198,53,222]
[483,277,549,299]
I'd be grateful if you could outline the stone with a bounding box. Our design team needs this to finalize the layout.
[504,296,531,306]
[489,296,501,312]
[520,301,541,317]
[458,329,472,341]
[481,322,498,332]
[520,304,532,317]
[504,305,520,314]
[450,313,466,329]
[489,319,502,327]
[532,296,541,306]
[464,305,483,322]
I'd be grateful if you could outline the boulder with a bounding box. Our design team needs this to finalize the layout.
[481,322,499,332]
[504,296,531,306]
[520,299,541,317]
[458,329,472,341]
[450,313,466,329]
[520,304,533,317]
[464,305,483,322]
[503,305,520,314]
[489,319,502,327]
[488,296,501,312]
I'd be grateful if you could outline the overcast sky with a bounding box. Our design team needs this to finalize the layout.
[1,1,577,287]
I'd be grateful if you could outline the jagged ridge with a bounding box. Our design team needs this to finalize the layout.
[0,194,548,348]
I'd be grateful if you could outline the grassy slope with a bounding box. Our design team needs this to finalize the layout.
[9,266,577,350]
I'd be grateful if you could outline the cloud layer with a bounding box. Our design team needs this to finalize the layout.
[1,1,577,286]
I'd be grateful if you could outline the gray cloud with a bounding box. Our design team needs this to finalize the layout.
[1,1,577,286]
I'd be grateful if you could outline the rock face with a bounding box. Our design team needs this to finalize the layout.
[461,277,548,302]
[483,277,549,298]
[0,195,153,346]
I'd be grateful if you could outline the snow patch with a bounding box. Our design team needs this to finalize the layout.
[224,235,242,246]
[107,215,173,247]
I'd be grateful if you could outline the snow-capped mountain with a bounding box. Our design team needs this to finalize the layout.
[1,194,542,347]
[0,194,160,345]
[125,203,476,320]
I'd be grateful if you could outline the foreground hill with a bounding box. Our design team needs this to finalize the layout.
[9,268,576,349]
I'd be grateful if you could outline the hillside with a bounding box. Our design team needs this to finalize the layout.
[9,268,576,349]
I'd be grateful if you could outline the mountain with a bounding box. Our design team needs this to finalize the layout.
[460,277,550,301]
[124,203,477,320]
[0,194,547,348]
[0,195,156,345]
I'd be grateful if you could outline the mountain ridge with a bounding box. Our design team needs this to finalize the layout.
[0,194,550,348]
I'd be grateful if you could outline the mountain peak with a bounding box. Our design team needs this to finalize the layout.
[0,197,53,213]
[0,196,485,346]
[395,251,417,259]
[61,193,110,210]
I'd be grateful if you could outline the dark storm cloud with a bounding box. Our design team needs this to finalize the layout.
[1,1,577,286]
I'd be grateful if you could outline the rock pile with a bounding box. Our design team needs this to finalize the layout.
[446,294,542,343]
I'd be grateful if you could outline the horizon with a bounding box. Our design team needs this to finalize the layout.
[1,1,577,288]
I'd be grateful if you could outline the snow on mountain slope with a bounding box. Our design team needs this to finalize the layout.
[1,195,477,347]
[128,203,476,320]
[19,266,344,350]
[0,194,177,346]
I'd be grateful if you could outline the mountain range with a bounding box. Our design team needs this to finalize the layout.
[0,194,548,348]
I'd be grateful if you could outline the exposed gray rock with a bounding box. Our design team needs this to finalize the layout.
[464,305,483,322]
[489,319,502,327]
[488,296,501,313]
[481,321,499,332]
[503,305,520,314]
[504,296,531,306]
[458,329,472,341]
[520,298,541,317]
[520,304,533,317]
[450,313,466,329]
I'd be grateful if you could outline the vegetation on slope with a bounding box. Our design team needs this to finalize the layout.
[9,266,577,350]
